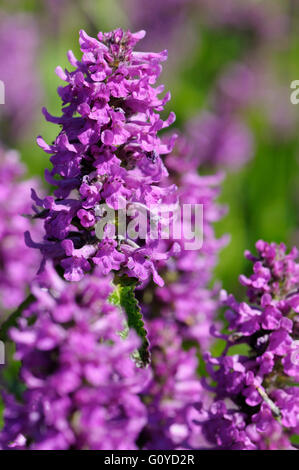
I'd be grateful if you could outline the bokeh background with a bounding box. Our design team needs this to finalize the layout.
[1,0,299,297]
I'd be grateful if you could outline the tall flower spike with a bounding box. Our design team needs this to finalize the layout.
[136,135,227,447]
[196,241,299,450]
[0,14,41,143]
[27,29,177,287]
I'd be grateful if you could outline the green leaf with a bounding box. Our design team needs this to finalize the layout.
[110,276,150,368]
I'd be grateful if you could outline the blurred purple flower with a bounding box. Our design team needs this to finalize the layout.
[126,0,192,50]
[199,0,286,42]
[140,135,228,348]
[28,28,178,287]
[136,137,228,448]
[187,111,253,170]
[0,13,41,142]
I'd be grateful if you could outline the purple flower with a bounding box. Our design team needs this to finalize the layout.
[0,13,41,143]
[0,146,42,312]
[140,135,228,348]
[0,263,149,450]
[198,241,299,450]
[28,28,178,287]
[134,136,228,448]
[93,239,126,275]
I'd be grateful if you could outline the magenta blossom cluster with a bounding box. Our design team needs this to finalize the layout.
[126,0,192,54]
[185,63,255,171]
[0,263,149,450]
[186,110,253,170]
[27,28,177,287]
[197,241,299,449]
[0,147,41,312]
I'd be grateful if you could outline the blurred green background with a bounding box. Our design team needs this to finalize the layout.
[1,0,299,297]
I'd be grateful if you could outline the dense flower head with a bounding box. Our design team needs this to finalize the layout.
[184,62,255,171]
[139,319,203,449]
[186,111,253,170]
[217,63,256,111]
[140,135,228,348]
[0,13,41,143]
[199,241,299,449]
[0,147,41,311]
[132,133,228,448]
[27,28,178,288]
[127,0,286,50]
[0,263,149,450]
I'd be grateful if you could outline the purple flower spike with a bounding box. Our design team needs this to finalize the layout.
[0,146,42,312]
[29,28,178,287]
[0,14,41,142]
[0,263,150,450]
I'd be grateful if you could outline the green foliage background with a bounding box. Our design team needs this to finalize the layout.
[0,0,299,442]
